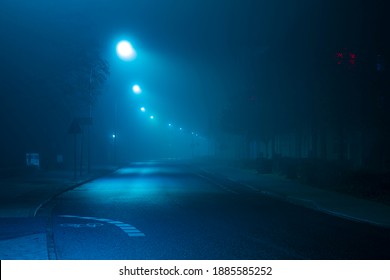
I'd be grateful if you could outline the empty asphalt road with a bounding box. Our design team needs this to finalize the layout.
[38,160,390,259]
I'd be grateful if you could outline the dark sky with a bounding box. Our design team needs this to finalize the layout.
[0,0,312,114]
[0,0,387,162]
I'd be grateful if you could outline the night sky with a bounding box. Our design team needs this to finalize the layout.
[0,0,388,166]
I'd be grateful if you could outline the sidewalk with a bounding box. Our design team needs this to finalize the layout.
[0,166,117,259]
[0,167,117,218]
[191,161,390,229]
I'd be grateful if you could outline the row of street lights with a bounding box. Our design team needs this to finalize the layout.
[113,39,203,161]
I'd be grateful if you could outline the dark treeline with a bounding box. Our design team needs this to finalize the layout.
[0,44,109,169]
[215,1,389,181]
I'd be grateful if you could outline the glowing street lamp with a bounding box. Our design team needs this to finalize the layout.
[116,40,136,61]
[132,84,142,94]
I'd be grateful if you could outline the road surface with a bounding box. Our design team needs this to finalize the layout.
[38,160,390,259]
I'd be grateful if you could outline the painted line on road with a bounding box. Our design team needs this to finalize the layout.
[93,218,112,222]
[60,223,104,228]
[194,170,262,194]
[225,177,261,193]
[58,215,145,237]
[241,183,261,192]
[107,221,124,224]
[192,172,238,194]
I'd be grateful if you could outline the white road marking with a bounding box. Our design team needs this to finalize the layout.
[60,223,104,228]
[126,232,145,237]
[193,172,238,194]
[241,183,260,192]
[94,218,112,222]
[57,215,145,237]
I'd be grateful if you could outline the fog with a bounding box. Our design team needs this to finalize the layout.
[0,0,388,182]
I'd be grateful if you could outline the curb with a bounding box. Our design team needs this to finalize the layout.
[33,168,120,217]
[243,182,390,229]
[190,164,390,229]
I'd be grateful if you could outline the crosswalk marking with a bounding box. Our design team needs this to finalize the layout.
[57,215,145,237]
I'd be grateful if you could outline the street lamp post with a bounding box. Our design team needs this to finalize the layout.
[113,40,137,165]
[87,68,93,174]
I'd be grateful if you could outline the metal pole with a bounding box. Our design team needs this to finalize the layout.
[88,68,93,174]
[114,101,117,165]
[79,128,84,177]
[74,134,77,180]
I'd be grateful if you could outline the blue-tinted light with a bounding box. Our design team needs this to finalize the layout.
[116,40,136,61]
[132,84,142,94]
[140,107,146,112]
[150,115,154,120]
